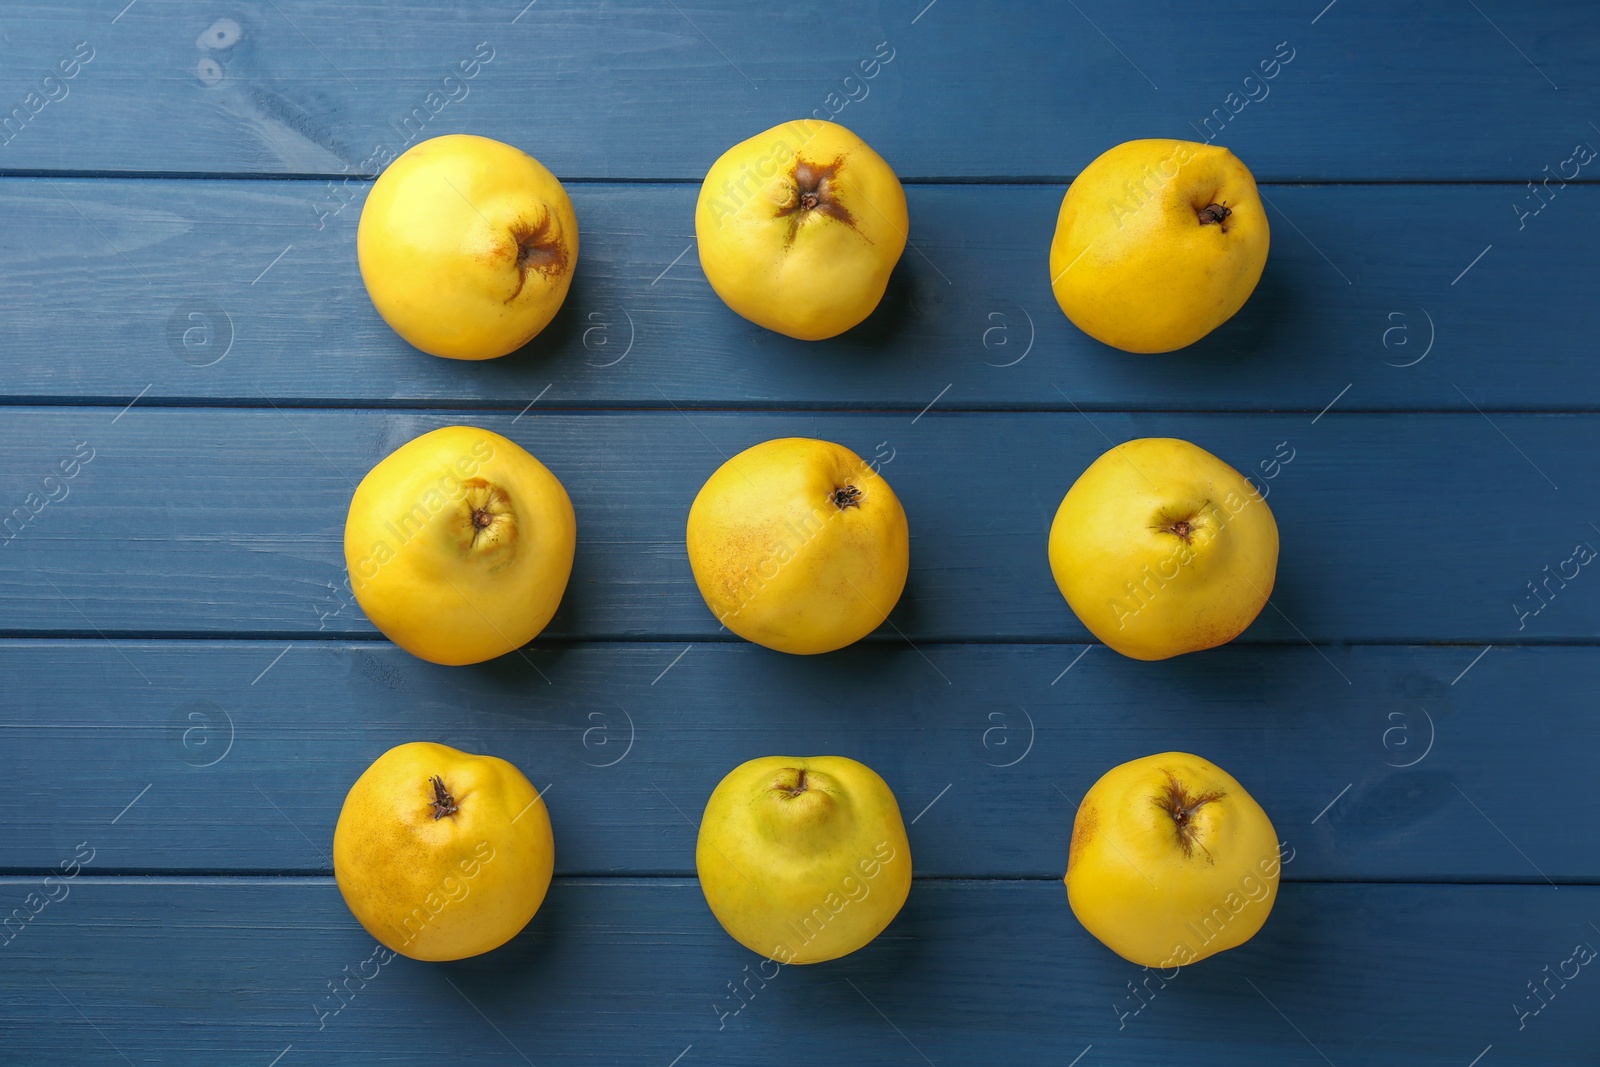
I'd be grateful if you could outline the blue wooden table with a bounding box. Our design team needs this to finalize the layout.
[1,2,1597,1063]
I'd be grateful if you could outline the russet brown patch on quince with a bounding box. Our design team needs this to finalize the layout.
[1067,802,1098,874]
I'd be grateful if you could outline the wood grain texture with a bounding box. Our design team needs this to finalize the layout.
[2,2,1594,1063]
[1,179,1594,409]
[0,409,1592,641]
[0,640,1588,881]
[0,878,1592,1065]
[0,1,1592,180]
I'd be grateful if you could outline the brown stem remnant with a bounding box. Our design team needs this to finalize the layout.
[460,481,515,553]
[778,768,809,797]
[505,213,567,302]
[1155,504,1208,543]
[1197,203,1232,226]
[428,775,459,820]
[777,157,862,246]
[832,485,863,509]
[1152,773,1224,861]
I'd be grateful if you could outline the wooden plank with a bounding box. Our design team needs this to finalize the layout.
[2,179,1597,409]
[6,4,1594,1065]
[0,877,1592,1064]
[0,410,1593,641]
[1,640,1590,882]
[0,2,1592,181]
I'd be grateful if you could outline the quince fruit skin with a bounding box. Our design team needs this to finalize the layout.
[344,426,576,666]
[697,755,912,964]
[333,741,554,962]
[695,120,907,340]
[1049,138,1268,353]
[358,133,579,360]
[686,437,908,654]
[1065,752,1280,968]
[1048,437,1277,661]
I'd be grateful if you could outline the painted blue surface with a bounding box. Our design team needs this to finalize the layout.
[3,181,1597,410]
[0,2,1595,1065]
